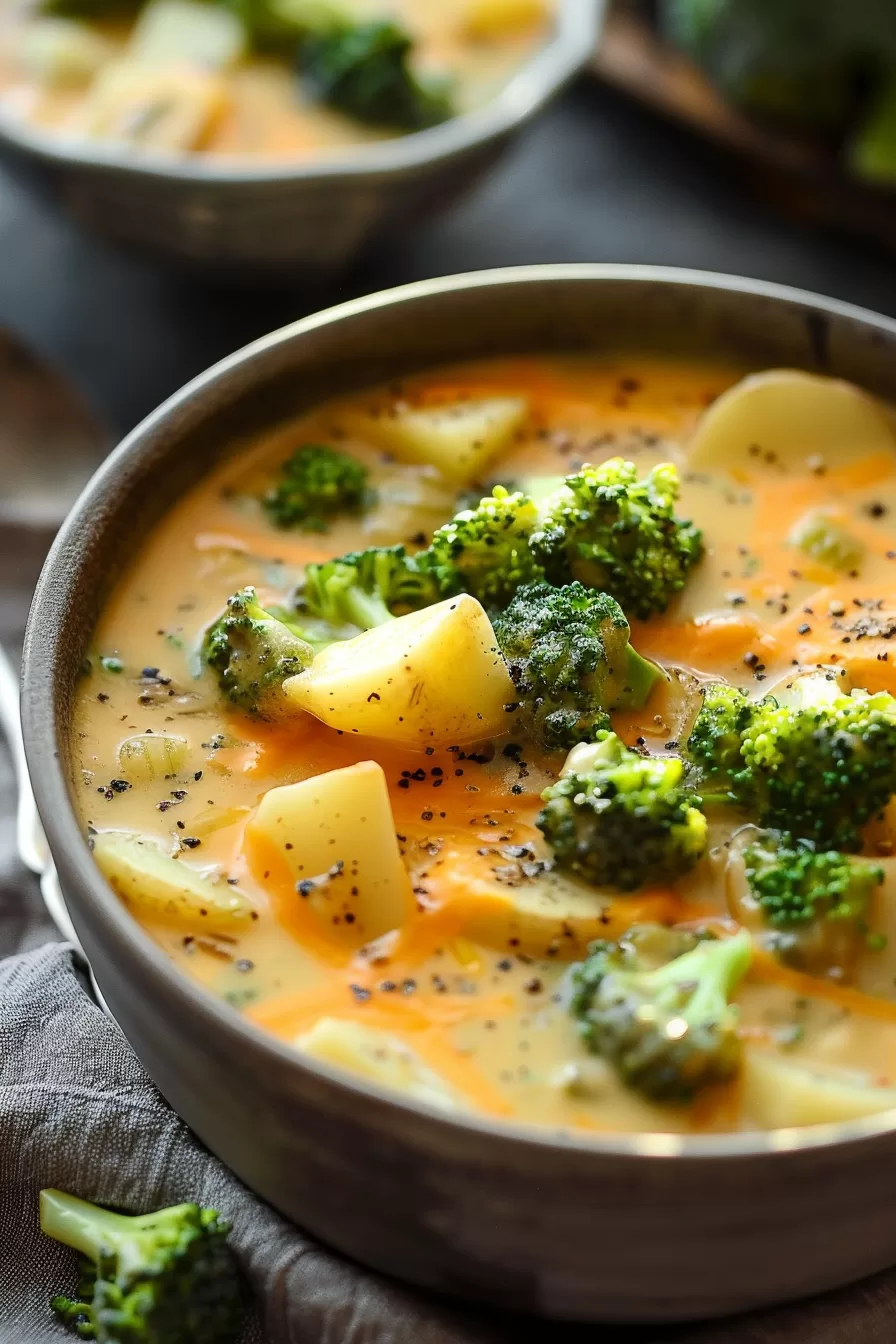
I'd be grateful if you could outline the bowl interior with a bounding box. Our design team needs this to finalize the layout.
[22,264,896,1160]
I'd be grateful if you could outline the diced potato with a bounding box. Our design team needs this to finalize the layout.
[462,0,547,38]
[76,59,228,151]
[435,845,682,958]
[16,18,113,89]
[688,371,896,473]
[93,831,254,930]
[284,595,516,749]
[296,1017,464,1112]
[344,397,529,485]
[742,1048,896,1128]
[128,0,246,72]
[247,761,412,942]
[117,732,188,782]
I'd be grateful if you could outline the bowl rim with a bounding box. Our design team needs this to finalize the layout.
[0,0,601,185]
[22,262,896,1165]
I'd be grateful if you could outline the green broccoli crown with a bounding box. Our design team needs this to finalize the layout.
[203,586,313,715]
[303,544,439,631]
[493,581,662,751]
[570,924,753,1103]
[687,682,757,796]
[41,1189,245,1344]
[743,830,884,976]
[428,486,544,610]
[538,733,708,891]
[741,678,896,851]
[298,16,454,130]
[529,459,703,620]
[263,444,371,531]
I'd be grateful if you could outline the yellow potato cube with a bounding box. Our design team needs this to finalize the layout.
[283,595,516,748]
[247,761,412,942]
[742,1049,896,1129]
[689,370,896,474]
[344,397,529,484]
[93,831,254,930]
[296,1018,463,1112]
[77,59,228,151]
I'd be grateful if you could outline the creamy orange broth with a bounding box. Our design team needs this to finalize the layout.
[72,356,896,1135]
[0,1,549,159]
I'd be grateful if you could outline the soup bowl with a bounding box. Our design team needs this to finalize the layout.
[0,0,601,273]
[21,265,896,1323]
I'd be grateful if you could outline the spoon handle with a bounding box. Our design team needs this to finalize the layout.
[0,643,46,876]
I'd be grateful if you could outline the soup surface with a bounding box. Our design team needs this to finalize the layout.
[72,354,896,1136]
[0,0,548,158]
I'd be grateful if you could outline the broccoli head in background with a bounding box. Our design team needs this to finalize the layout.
[302,544,440,631]
[530,459,703,620]
[494,581,663,751]
[742,830,885,977]
[570,924,752,1104]
[428,486,544,611]
[739,675,896,851]
[538,733,707,891]
[41,1188,245,1344]
[263,443,372,532]
[660,0,859,131]
[203,586,313,715]
[297,14,454,130]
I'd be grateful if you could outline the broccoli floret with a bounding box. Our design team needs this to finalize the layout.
[538,733,708,891]
[740,675,896,851]
[203,586,313,715]
[494,581,663,751]
[569,924,753,1103]
[530,460,703,620]
[428,486,544,610]
[297,14,454,130]
[743,830,884,976]
[789,508,864,573]
[302,544,440,631]
[262,444,372,532]
[687,682,757,797]
[40,1189,245,1343]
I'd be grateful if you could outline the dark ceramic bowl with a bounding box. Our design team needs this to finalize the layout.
[0,0,601,272]
[22,266,896,1323]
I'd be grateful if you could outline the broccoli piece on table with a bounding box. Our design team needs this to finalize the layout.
[570,924,753,1104]
[660,0,859,131]
[530,459,703,620]
[538,733,707,891]
[203,586,313,715]
[687,682,757,798]
[297,14,454,130]
[40,1188,245,1344]
[743,830,884,976]
[428,486,544,611]
[789,508,864,573]
[262,444,372,532]
[494,581,663,751]
[739,673,896,851]
[302,544,440,631]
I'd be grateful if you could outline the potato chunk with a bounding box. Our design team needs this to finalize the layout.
[16,19,113,88]
[284,595,516,748]
[435,845,683,958]
[689,371,896,473]
[346,397,529,485]
[247,762,412,942]
[742,1048,896,1128]
[92,831,254,930]
[76,60,228,151]
[128,0,246,70]
[462,0,547,37]
[296,1018,463,1112]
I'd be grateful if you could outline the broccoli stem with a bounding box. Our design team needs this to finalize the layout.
[40,1189,193,1266]
[651,930,753,1027]
[624,646,663,708]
